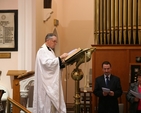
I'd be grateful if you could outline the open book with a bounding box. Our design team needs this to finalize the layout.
[130,90,141,99]
[65,48,82,61]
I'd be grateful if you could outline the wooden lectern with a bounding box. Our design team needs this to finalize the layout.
[7,70,34,113]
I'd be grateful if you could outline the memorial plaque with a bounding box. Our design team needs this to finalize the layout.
[0,53,11,58]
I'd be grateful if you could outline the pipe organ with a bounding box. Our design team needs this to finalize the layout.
[94,0,141,45]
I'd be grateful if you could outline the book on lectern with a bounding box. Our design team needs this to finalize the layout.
[65,48,82,62]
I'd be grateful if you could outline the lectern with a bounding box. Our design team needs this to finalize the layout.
[65,47,96,113]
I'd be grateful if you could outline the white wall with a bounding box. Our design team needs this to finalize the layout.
[0,0,18,98]
[0,0,36,99]
[54,0,94,103]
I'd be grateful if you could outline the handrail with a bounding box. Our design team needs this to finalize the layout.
[17,71,35,79]
[6,97,31,113]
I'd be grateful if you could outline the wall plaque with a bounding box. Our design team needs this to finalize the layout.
[0,53,11,58]
[0,10,18,51]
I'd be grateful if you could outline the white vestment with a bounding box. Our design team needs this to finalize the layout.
[33,44,66,113]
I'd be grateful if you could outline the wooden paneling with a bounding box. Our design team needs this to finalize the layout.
[91,45,141,113]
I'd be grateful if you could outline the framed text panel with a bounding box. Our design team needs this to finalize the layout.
[0,10,18,51]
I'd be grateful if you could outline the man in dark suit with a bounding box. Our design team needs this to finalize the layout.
[93,61,123,113]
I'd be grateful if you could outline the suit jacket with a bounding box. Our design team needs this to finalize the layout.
[126,82,139,113]
[93,74,123,113]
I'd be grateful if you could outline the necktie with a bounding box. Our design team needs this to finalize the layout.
[106,76,110,87]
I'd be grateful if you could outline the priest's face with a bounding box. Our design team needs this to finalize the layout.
[47,36,57,49]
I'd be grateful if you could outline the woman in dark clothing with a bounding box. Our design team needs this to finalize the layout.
[126,70,141,113]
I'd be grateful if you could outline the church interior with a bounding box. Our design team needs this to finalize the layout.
[0,0,141,113]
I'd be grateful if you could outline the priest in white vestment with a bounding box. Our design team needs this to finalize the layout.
[33,33,68,113]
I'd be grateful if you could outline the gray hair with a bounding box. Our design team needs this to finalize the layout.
[45,33,56,42]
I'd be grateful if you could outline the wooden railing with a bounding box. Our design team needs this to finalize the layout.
[6,97,31,113]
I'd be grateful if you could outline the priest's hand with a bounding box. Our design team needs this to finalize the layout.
[60,53,68,62]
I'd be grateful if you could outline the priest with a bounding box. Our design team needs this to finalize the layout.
[33,33,68,113]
